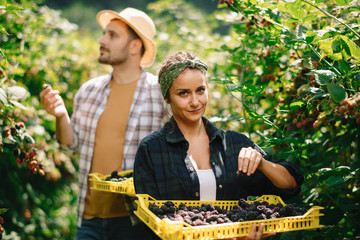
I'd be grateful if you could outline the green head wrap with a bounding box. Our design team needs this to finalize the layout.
[159,59,208,98]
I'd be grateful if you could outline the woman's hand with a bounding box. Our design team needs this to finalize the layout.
[237,147,263,176]
[230,223,276,240]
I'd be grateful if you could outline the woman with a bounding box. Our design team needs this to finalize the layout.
[134,51,304,239]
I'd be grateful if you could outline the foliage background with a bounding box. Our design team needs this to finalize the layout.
[1,0,359,239]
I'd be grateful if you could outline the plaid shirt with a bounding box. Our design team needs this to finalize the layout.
[71,70,167,227]
[134,117,304,201]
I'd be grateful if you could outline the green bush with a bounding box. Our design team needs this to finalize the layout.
[212,0,360,239]
[0,1,102,238]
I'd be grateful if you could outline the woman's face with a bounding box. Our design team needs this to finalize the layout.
[167,68,208,125]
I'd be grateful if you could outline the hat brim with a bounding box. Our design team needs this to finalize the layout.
[96,10,156,68]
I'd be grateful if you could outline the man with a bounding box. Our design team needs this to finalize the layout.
[39,8,167,239]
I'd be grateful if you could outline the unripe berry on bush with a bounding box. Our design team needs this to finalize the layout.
[340,99,348,106]
[3,127,10,137]
[29,150,36,159]
[38,169,45,176]
[338,106,346,115]
[313,120,321,128]
[356,117,360,125]
[16,158,23,166]
[347,100,356,111]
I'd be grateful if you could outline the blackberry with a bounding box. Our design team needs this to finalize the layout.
[217,217,225,224]
[149,203,163,216]
[164,201,175,208]
[110,171,119,178]
[184,218,192,225]
[247,210,259,220]
[256,205,267,213]
[205,204,216,211]
[192,219,204,226]
[10,127,16,136]
[161,205,170,214]
[232,205,242,211]
[191,213,204,221]
[247,204,257,212]
[270,212,280,219]
[13,148,20,157]
[238,198,250,208]
[179,203,187,211]
[256,213,266,220]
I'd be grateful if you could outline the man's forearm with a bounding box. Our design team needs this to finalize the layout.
[55,113,74,146]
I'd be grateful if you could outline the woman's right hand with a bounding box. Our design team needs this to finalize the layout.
[39,84,67,117]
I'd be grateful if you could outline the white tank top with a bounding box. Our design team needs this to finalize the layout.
[188,155,217,201]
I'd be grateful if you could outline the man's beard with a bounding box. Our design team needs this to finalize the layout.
[98,54,128,65]
[98,44,129,65]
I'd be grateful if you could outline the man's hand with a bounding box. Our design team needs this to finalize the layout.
[39,84,67,117]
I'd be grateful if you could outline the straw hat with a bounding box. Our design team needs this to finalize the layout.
[96,8,156,67]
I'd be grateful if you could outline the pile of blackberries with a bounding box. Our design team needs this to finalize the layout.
[105,171,132,182]
[148,198,307,227]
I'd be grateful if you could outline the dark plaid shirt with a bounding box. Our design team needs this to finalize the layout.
[134,117,303,201]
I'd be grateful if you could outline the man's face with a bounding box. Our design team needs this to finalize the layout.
[98,20,132,65]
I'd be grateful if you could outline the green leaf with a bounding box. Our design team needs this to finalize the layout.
[0,25,8,35]
[302,15,318,23]
[305,31,318,44]
[338,59,350,74]
[0,208,8,214]
[314,70,337,85]
[23,133,35,145]
[284,0,306,20]
[7,86,29,100]
[318,38,342,61]
[9,100,28,110]
[338,35,360,60]
[4,4,24,11]
[335,0,350,6]
[326,83,347,102]
[0,87,8,105]
[290,100,306,110]
[325,175,343,187]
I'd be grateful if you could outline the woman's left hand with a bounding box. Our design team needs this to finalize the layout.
[229,223,276,240]
[237,147,264,176]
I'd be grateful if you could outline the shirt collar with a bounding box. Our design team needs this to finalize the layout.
[164,116,223,144]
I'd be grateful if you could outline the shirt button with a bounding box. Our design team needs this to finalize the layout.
[219,185,223,189]
[195,192,199,197]
[189,167,194,172]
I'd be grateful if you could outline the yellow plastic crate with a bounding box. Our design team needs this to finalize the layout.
[134,194,324,240]
[88,170,135,196]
